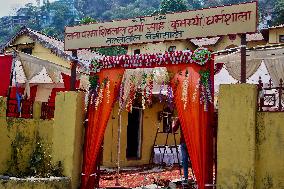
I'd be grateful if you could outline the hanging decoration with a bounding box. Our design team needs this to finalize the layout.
[146,73,154,105]
[199,70,213,111]
[89,49,213,113]
[166,85,174,110]
[125,75,137,112]
[91,48,212,73]
[181,70,189,109]
[106,79,110,104]
[191,48,212,66]
[159,81,165,103]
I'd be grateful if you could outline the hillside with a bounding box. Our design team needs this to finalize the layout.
[0,0,282,47]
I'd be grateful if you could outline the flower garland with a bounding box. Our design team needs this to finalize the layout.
[167,85,174,110]
[126,75,137,112]
[192,48,212,66]
[118,79,125,109]
[91,48,212,73]
[159,81,165,103]
[106,79,110,104]
[94,82,105,110]
[181,70,189,109]
[146,73,154,105]
[199,70,213,111]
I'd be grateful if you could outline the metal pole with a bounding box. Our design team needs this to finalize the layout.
[240,34,247,83]
[71,50,77,91]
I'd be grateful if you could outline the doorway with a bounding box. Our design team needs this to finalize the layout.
[126,107,143,159]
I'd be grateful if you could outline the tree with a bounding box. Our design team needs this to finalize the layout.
[41,27,60,38]
[187,0,202,9]
[80,16,97,24]
[273,0,284,25]
[221,0,251,5]
[202,0,222,7]
[160,0,188,14]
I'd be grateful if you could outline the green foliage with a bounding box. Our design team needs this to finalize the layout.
[5,132,29,177]
[273,0,284,25]
[89,74,99,89]
[95,46,127,56]
[27,137,52,177]
[41,27,61,38]
[160,0,188,14]
[5,131,64,178]
[80,16,97,24]
[187,0,202,9]
[27,137,64,177]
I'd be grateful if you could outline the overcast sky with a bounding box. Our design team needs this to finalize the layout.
[0,0,56,17]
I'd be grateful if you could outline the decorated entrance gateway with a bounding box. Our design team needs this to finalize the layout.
[64,2,257,189]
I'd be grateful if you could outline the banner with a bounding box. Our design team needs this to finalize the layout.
[65,1,257,50]
[0,55,13,97]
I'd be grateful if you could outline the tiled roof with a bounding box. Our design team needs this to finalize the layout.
[267,24,284,29]
[246,33,264,41]
[190,33,264,47]
[190,37,221,47]
[2,27,101,71]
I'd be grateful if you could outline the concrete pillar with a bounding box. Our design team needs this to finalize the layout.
[52,91,85,189]
[33,101,42,119]
[217,84,257,189]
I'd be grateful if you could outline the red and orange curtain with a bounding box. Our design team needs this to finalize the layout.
[81,59,214,189]
[167,59,214,189]
[81,68,125,189]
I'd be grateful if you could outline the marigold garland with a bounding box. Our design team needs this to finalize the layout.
[181,70,189,109]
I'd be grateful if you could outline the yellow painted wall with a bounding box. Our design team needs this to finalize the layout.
[0,97,54,175]
[11,35,70,68]
[211,35,266,52]
[217,84,257,189]
[256,112,284,189]
[52,91,85,189]
[0,92,86,189]
[217,84,284,189]
[269,28,284,44]
[102,102,180,167]
[128,40,195,54]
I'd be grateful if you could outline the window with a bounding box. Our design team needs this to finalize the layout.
[168,46,176,52]
[21,48,32,55]
[134,49,140,55]
[279,35,284,43]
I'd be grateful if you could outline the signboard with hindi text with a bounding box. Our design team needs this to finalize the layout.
[64,1,257,50]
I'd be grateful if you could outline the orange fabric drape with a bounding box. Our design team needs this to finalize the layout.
[167,60,214,189]
[81,68,125,189]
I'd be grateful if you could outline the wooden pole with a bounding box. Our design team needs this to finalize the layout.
[115,111,122,186]
[240,34,247,83]
[70,50,78,91]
